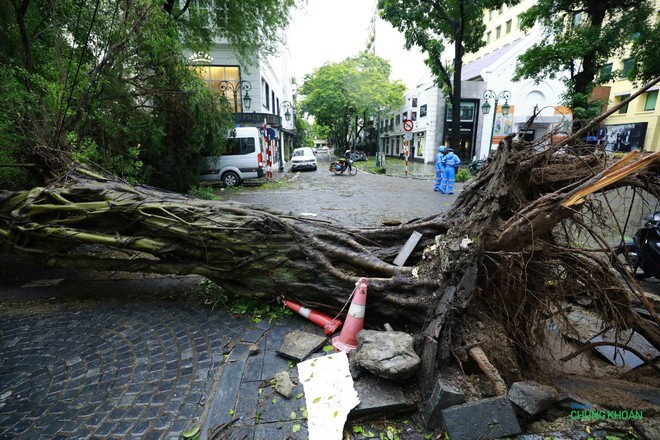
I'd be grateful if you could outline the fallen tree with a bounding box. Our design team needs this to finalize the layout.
[1,95,660,398]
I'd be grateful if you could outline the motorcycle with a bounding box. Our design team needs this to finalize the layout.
[468,156,486,175]
[613,211,660,279]
[329,159,358,176]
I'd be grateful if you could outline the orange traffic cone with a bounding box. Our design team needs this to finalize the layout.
[282,298,342,335]
[332,277,368,353]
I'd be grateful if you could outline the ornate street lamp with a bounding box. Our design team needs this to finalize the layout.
[218,80,252,126]
[279,101,295,172]
[280,100,294,122]
[481,89,511,155]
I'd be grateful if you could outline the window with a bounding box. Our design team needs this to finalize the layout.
[276,98,280,115]
[517,15,523,28]
[402,111,407,120]
[412,97,418,107]
[572,12,583,27]
[506,20,512,33]
[644,90,658,111]
[223,137,256,155]
[420,104,427,118]
[271,91,275,112]
[618,94,630,114]
[622,59,633,79]
[264,82,270,109]
[489,10,494,20]
[411,111,417,121]
[486,31,491,43]
[496,26,501,39]
[600,63,613,81]
[395,115,401,124]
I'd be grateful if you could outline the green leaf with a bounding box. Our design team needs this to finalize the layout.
[229,409,235,415]
[313,397,321,404]
[295,392,304,399]
[333,410,338,417]
[293,423,301,433]
[322,345,334,352]
[290,411,297,419]
[182,426,200,438]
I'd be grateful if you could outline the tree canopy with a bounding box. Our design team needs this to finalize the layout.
[298,52,406,150]
[0,0,297,192]
[378,0,511,151]
[514,0,657,120]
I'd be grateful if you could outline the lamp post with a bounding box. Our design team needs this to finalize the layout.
[279,101,294,172]
[218,80,252,126]
[481,89,511,155]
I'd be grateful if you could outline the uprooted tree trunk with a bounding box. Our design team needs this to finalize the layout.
[1,124,660,397]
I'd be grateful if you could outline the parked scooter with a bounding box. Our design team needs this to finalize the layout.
[613,211,660,279]
[468,156,486,175]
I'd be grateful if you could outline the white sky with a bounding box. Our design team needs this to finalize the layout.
[286,0,430,89]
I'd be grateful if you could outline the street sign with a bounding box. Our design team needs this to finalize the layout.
[403,119,414,132]
[404,132,413,140]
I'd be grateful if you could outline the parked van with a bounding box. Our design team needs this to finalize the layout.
[199,127,264,187]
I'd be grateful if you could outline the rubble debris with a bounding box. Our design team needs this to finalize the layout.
[276,330,328,362]
[350,374,414,418]
[508,381,558,416]
[272,371,295,398]
[441,396,522,440]
[352,329,421,380]
[421,378,465,429]
[297,352,360,440]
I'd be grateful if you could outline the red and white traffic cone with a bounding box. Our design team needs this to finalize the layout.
[282,298,342,335]
[332,277,368,353]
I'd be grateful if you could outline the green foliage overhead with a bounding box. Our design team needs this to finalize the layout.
[378,0,510,150]
[514,0,656,119]
[0,0,295,191]
[299,52,405,149]
[168,0,296,69]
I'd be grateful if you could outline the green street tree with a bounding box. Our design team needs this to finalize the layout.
[514,0,656,121]
[378,0,511,152]
[299,52,405,150]
[0,0,297,191]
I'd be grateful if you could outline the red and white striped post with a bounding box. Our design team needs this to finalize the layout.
[405,145,409,177]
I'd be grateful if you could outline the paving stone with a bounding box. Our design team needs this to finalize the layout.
[257,382,306,423]
[508,381,558,416]
[277,330,328,362]
[441,396,522,440]
[261,349,297,380]
[254,420,308,440]
[350,374,415,418]
[421,378,465,428]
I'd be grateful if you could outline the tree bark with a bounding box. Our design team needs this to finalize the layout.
[1,140,659,390]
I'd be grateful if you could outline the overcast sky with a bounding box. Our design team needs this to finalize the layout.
[286,0,430,89]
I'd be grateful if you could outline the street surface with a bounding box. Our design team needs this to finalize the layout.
[218,151,458,228]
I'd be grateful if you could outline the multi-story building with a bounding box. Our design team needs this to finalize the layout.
[186,37,296,173]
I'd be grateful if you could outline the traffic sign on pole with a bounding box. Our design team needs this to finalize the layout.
[403,119,414,132]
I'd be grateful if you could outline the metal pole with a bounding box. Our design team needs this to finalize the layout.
[353,113,357,153]
[233,90,239,127]
[375,111,380,168]
[488,97,498,155]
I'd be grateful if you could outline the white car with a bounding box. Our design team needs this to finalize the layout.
[291,147,317,171]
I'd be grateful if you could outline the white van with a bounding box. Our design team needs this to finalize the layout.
[199,127,264,186]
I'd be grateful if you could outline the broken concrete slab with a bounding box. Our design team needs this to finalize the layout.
[589,328,660,369]
[421,378,465,428]
[350,374,415,418]
[276,330,328,362]
[441,396,522,440]
[352,329,420,380]
[508,381,558,416]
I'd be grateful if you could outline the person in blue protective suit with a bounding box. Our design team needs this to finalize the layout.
[440,147,461,194]
[434,146,445,191]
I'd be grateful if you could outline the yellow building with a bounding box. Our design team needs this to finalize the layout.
[466,0,659,153]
